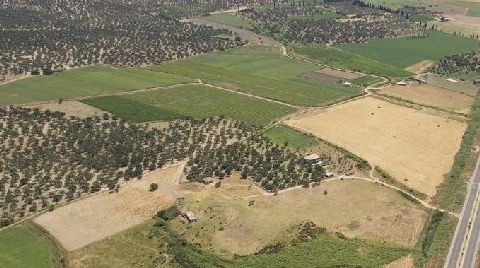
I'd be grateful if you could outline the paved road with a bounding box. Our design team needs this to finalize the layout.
[445,157,480,268]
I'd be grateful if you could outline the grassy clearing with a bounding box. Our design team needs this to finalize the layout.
[455,1,480,17]
[233,234,409,267]
[83,85,296,125]
[436,96,480,212]
[264,125,319,150]
[351,75,383,87]
[339,31,480,68]
[288,11,344,21]
[0,66,193,105]
[0,225,55,268]
[363,0,428,9]
[70,220,171,268]
[427,76,479,97]
[204,13,256,28]
[410,14,434,22]
[291,44,411,78]
[151,48,362,106]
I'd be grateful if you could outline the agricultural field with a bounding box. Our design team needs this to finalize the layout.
[291,45,412,78]
[24,100,107,118]
[0,225,55,268]
[264,125,319,150]
[339,31,480,69]
[82,85,297,125]
[151,46,363,107]
[0,66,193,105]
[285,97,467,197]
[378,84,474,114]
[34,164,183,251]
[427,76,479,96]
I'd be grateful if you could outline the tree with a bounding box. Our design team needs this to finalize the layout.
[149,183,158,192]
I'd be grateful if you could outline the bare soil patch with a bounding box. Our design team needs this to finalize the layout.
[302,67,363,83]
[379,84,474,114]
[385,255,414,268]
[34,164,183,251]
[172,176,427,257]
[24,101,107,118]
[285,97,467,197]
[405,60,435,74]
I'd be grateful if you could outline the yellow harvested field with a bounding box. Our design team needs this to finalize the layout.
[173,176,427,257]
[404,60,435,74]
[379,84,474,114]
[285,97,467,197]
[34,163,183,251]
[24,101,107,118]
[385,255,414,268]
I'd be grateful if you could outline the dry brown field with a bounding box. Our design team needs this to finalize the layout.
[428,13,480,36]
[285,97,467,197]
[379,84,474,114]
[24,101,107,118]
[385,255,414,268]
[404,60,435,74]
[172,176,427,257]
[34,164,183,251]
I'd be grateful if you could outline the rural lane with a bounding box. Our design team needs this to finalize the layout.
[445,156,480,268]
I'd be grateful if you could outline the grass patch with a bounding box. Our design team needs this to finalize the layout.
[427,76,479,97]
[436,96,480,211]
[339,31,480,69]
[454,1,480,17]
[264,125,318,150]
[150,48,362,106]
[291,44,412,78]
[83,85,297,125]
[0,225,55,268]
[205,13,256,28]
[0,66,193,105]
[410,14,434,22]
[288,11,344,21]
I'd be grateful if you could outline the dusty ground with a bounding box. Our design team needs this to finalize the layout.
[379,84,474,114]
[429,13,480,35]
[405,60,435,74]
[285,97,467,197]
[173,176,427,257]
[24,101,107,118]
[34,164,183,251]
[385,255,414,268]
[318,67,364,80]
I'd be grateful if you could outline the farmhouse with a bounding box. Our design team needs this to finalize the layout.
[182,211,197,223]
[303,154,321,165]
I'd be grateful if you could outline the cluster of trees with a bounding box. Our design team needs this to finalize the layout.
[241,0,421,44]
[433,50,480,79]
[0,0,246,80]
[0,108,326,226]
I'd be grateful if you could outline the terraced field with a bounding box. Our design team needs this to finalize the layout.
[0,66,193,105]
[82,85,297,125]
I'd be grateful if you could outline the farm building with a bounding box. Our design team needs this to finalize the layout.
[182,211,197,223]
[396,81,408,86]
[303,154,321,165]
[343,81,353,87]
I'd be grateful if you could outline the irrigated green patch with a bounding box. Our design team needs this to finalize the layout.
[0,225,55,268]
[265,125,318,150]
[205,13,256,28]
[0,66,193,105]
[291,45,411,78]
[83,85,296,125]
[339,31,480,68]
[151,47,362,106]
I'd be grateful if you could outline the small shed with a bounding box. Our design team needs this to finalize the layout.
[396,81,408,86]
[303,154,320,165]
[182,211,197,223]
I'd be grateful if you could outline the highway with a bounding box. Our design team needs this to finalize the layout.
[445,157,480,268]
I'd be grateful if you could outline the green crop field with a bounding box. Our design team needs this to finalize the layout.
[150,46,362,106]
[204,13,256,28]
[339,31,480,68]
[292,45,411,78]
[363,0,429,9]
[264,125,318,150]
[0,66,193,105]
[83,85,296,125]
[427,76,479,97]
[0,225,55,268]
[410,14,434,22]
